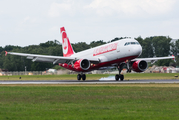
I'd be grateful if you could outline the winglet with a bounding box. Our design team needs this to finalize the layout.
[5,51,8,56]
[172,55,176,62]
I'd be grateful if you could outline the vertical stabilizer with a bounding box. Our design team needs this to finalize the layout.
[60,27,75,57]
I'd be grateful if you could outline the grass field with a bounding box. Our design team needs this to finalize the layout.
[0,73,179,80]
[0,84,179,120]
[0,73,179,119]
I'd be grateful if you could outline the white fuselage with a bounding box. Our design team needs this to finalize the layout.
[71,39,142,64]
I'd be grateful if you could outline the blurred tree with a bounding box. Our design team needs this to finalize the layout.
[31,62,52,71]
[142,37,154,58]
[135,36,144,58]
[90,40,106,48]
[0,47,3,53]
[152,36,171,57]
[73,42,90,52]
[152,36,172,66]
[53,65,65,70]
[170,39,179,56]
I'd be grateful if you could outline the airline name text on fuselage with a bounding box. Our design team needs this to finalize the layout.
[93,42,118,56]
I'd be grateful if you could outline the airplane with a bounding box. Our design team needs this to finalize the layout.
[5,27,175,81]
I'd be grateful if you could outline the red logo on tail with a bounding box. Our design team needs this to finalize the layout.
[60,27,74,57]
[63,38,68,50]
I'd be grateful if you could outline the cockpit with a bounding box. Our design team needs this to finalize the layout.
[124,42,140,46]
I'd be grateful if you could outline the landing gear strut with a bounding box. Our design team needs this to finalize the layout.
[126,61,132,73]
[77,74,86,81]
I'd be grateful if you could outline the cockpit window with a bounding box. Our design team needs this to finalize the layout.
[124,42,139,46]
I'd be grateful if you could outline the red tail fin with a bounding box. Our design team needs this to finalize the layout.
[60,27,75,57]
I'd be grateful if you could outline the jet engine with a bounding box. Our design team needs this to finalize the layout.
[132,60,148,72]
[73,59,90,71]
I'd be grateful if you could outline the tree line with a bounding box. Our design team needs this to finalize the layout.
[0,36,179,71]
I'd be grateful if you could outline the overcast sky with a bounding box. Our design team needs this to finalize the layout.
[0,0,179,47]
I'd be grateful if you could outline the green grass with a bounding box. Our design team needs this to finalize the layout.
[0,85,179,120]
[0,73,179,80]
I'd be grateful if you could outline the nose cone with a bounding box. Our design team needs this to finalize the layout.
[133,45,142,57]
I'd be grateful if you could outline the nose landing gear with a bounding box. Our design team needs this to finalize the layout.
[115,63,125,81]
[115,61,132,81]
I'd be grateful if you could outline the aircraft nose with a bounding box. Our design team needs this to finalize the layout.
[133,45,142,56]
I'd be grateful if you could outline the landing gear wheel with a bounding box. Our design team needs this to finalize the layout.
[82,74,86,81]
[115,74,119,81]
[77,74,81,80]
[120,74,124,81]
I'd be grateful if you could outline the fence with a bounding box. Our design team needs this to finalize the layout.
[1,71,43,76]
[0,70,71,76]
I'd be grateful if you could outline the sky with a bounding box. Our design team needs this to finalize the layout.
[0,0,179,47]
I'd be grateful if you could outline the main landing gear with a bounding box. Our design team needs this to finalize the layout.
[77,74,86,81]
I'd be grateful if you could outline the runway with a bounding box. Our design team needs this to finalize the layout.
[0,79,179,84]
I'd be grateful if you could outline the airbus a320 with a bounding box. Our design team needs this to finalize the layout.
[6,27,175,81]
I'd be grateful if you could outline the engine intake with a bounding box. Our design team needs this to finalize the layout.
[132,60,148,72]
[74,59,90,71]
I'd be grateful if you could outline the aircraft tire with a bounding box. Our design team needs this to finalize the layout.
[120,74,124,81]
[82,74,86,81]
[115,74,119,81]
[77,74,81,80]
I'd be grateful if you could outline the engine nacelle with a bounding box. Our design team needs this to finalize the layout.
[74,59,90,71]
[132,60,148,72]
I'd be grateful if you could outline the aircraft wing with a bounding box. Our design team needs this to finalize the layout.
[6,52,100,64]
[132,55,175,63]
